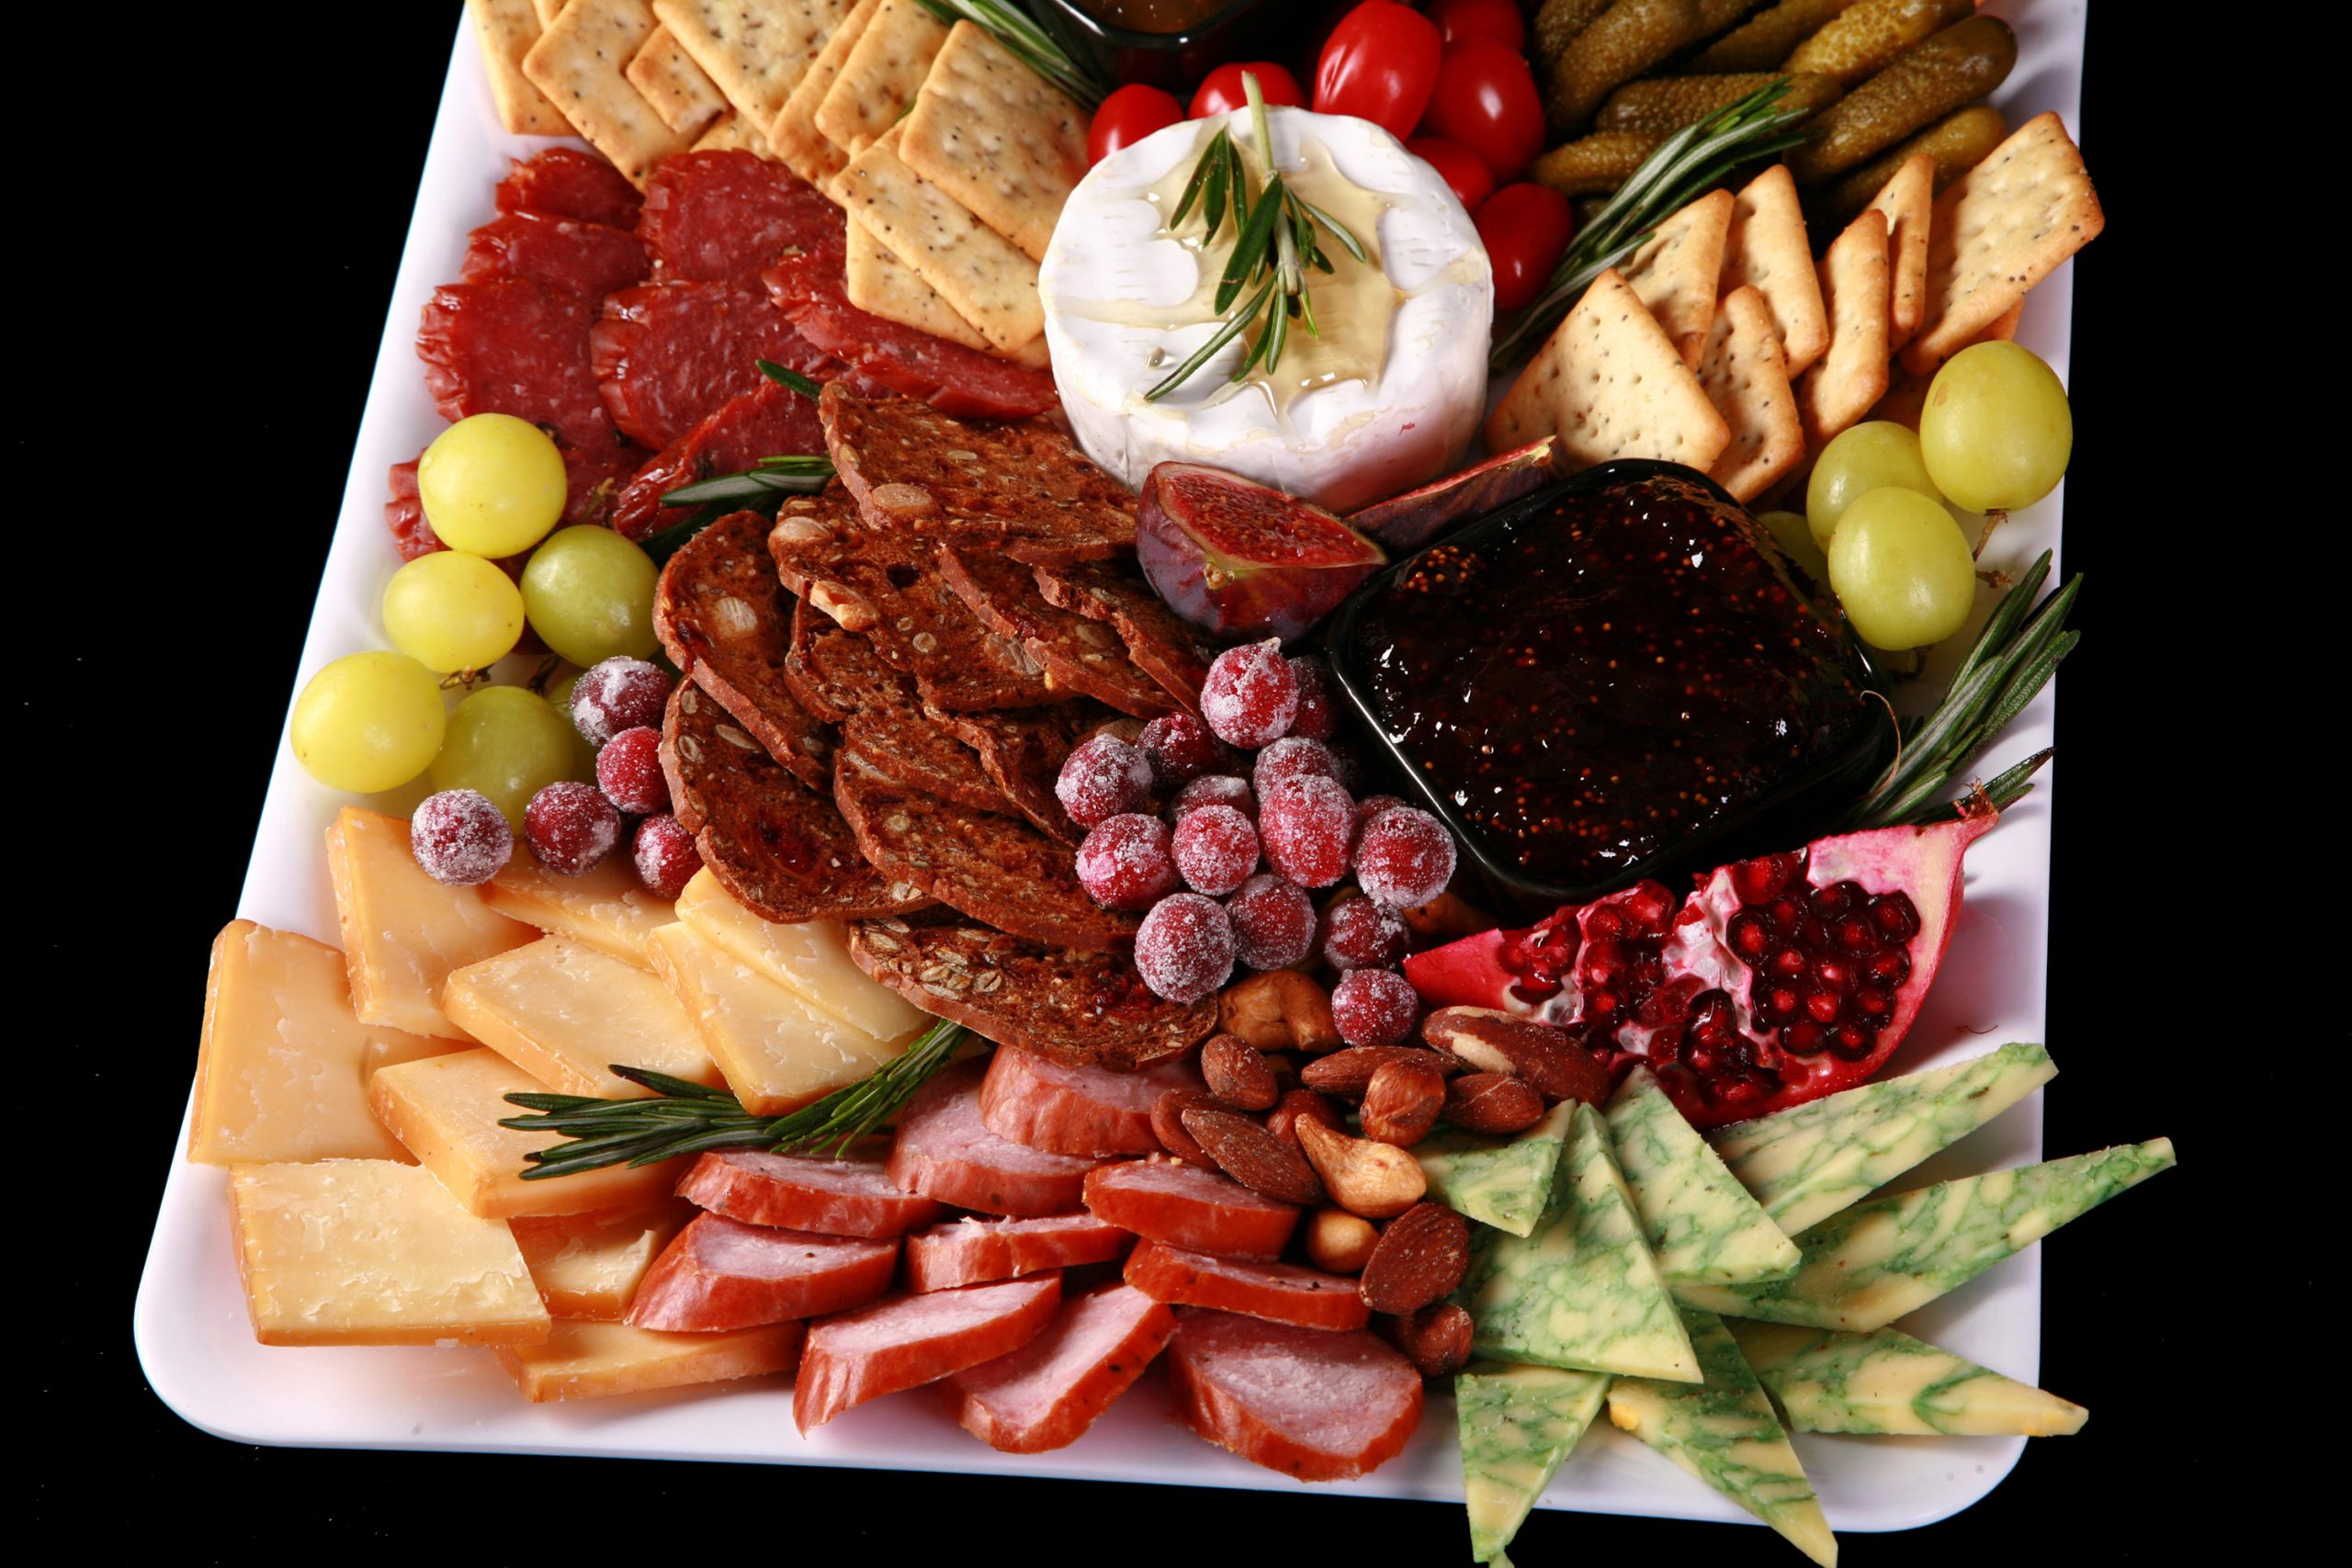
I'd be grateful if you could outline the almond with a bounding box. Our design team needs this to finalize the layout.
[1305,1205,1380,1274]
[1440,1072,1545,1134]
[1360,1058,1444,1146]
[1295,1118,1426,1219]
[1267,1087,1344,1147]
[1181,1105,1324,1206]
[1152,1088,1222,1165]
[1358,1201,1470,1314]
[1421,1007,1611,1104]
[1301,1044,1463,1100]
[1201,1033,1280,1111]
[1379,1302,1475,1378]
[1219,971,1343,1054]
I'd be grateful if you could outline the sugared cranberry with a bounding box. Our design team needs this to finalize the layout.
[1320,897,1407,971]
[1056,733,1152,829]
[1258,773,1354,888]
[571,657,672,747]
[1285,654,1339,741]
[1252,736,1338,797]
[1325,742,1367,792]
[1139,711,1227,784]
[526,780,621,875]
[1170,773,1254,823]
[595,726,669,814]
[1199,639,1298,748]
[410,789,513,886]
[1134,892,1237,1003]
[1076,814,1181,910]
[1170,804,1260,897]
[632,812,701,898]
[1330,969,1419,1047]
[1352,807,1456,908]
[1226,873,1316,970]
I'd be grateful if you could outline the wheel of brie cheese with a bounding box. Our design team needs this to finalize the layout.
[1040,107,1493,514]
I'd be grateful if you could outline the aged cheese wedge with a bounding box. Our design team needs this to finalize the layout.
[673,869,929,1041]
[1415,1100,1573,1238]
[512,1200,695,1319]
[1727,1320,2087,1437]
[1607,1306,1837,1568]
[325,807,536,1038]
[496,1318,806,1402]
[1679,1139,2177,1332]
[1455,1362,1610,1564]
[192,920,465,1167]
[647,922,922,1115]
[1605,1066,1798,1288]
[1710,1042,2057,1235]
[368,1048,683,1218]
[1466,1104,1697,1382]
[442,936,721,1099]
[228,1159,550,1347]
[481,856,675,969]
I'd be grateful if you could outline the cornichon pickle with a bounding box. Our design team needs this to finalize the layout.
[1533,0,1619,67]
[1596,72,1842,137]
[1783,0,1974,85]
[1690,0,1862,72]
[1693,0,1765,37]
[1532,130,1666,197]
[1786,15,2015,186]
[1546,0,1702,138]
[1810,103,2009,226]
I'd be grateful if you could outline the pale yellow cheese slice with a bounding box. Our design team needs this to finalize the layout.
[674,870,928,1041]
[481,856,675,969]
[442,935,721,1098]
[496,1318,804,1402]
[325,807,536,1039]
[512,1201,695,1319]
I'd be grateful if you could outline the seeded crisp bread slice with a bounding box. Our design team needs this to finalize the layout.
[1700,287,1804,505]
[845,217,995,351]
[900,20,1089,264]
[653,0,847,135]
[817,0,950,156]
[1623,188,1734,370]
[1723,164,1829,378]
[628,22,729,137]
[1798,208,1891,448]
[523,0,694,186]
[1867,152,1934,351]
[832,129,1045,351]
[770,0,883,185]
[1485,268,1730,472]
[938,545,1179,719]
[653,510,834,789]
[470,0,571,135]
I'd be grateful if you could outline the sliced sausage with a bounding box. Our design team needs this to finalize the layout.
[1165,1310,1425,1482]
[887,1058,1105,1215]
[978,1044,1208,1158]
[627,1213,897,1331]
[941,1282,1177,1453]
[904,1213,1136,1292]
[794,1274,1062,1432]
[1123,1241,1371,1332]
[677,1148,942,1238]
[1082,1158,1299,1261]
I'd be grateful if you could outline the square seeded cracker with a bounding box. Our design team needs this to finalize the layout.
[627,23,728,137]
[832,127,1044,350]
[900,21,1090,264]
[469,0,571,136]
[769,0,883,185]
[654,0,848,134]
[1623,187,1733,370]
[845,217,993,351]
[692,110,775,155]
[1484,267,1730,472]
[1723,163,1829,378]
[523,0,693,187]
[1701,286,1804,504]
[816,0,949,156]
[1866,152,1934,351]
[1797,206,1890,448]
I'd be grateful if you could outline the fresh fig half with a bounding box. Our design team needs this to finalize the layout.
[1136,462,1386,643]
[1347,438,1556,555]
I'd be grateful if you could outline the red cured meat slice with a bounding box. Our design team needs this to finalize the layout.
[941,1282,1176,1452]
[1165,1310,1425,1481]
[628,1213,899,1331]
[608,378,829,540]
[461,210,650,298]
[418,279,620,457]
[593,280,840,449]
[496,147,642,229]
[386,457,436,560]
[888,1059,1105,1215]
[1124,1241,1371,1331]
[561,443,636,528]
[1082,1159,1298,1261]
[903,1214,1135,1292]
[978,1045,1206,1158]
[677,1148,943,1238]
[788,299,1058,420]
[794,1274,1062,1431]
[639,150,844,282]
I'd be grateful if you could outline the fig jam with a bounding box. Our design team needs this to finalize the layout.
[1343,470,1875,895]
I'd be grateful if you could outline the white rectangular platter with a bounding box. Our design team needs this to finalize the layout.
[137,0,2086,1537]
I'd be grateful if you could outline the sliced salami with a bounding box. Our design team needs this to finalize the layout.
[939,546,1179,719]
[561,444,637,528]
[979,1045,1206,1158]
[460,210,650,298]
[794,1273,1063,1432]
[627,1213,898,1331]
[495,147,643,229]
[610,376,829,540]
[1024,555,1214,715]
[1165,1310,1425,1482]
[1124,1241,1371,1332]
[942,1282,1177,1453]
[676,1148,942,1239]
[639,151,843,283]
[783,288,1058,420]
[886,1059,1104,1216]
[1082,1158,1299,1261]
[386,457,435,561]
[593,280,839,449]
[653,510,833,789]
[903,1214,1136,1293]
[418,278,619,457]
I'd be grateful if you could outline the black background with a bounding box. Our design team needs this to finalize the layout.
[41,5,2253,1560]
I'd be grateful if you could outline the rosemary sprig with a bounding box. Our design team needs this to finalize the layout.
[1490,82,1812,370]
[912,1,1112,109]
[1840,550,2081,829]
[660,456,835,507]
[500,1019,973,1178]
[756,359,821,398]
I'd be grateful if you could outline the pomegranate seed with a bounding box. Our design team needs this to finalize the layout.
[1835,918,1876,954]
[410,789,513,886]
[1854,987,1894,1020]
[1767,896,1803,931]
[631,812,701,898]
[1623,883,1674,933]
[1830,1023,1874,1059]
[1285,654,1340,741]
[595,726,669,815]
[1139,712,1227,784]
[1226,873,1316,971]
[571,657,673,747]
[526,781,620,876]
[1782,1021,1826,1055]
[1808,882,1860,919]
[1730,852,1803,904]
[1769,947,1806,980]
[1587,907,1626,941]
[1057,734,1153,829]
[1871,892,1921,941]
[1796,917,1832,952]
[1321,897,1408,971]
[1811,959,1851,993]
[1586,989,1621,1021]
[1728,911,1771,960]
[1076,814,1182,910]
[1804,990,1843,1024]
[1133,892,1237,1003]
[1330,969,1419,1047]
[1583,940,1625,989]
[1714,1077,1766,1106]
[1765,987,1799,1019]
[1864,948,1912,987]
[1688,1046,1717,1073]
[1199,639,1299,748]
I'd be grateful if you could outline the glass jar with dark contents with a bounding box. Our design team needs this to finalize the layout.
[1328,464,1886,905]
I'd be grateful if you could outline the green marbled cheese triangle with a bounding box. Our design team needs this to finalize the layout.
[1606,1066,1800,1287]
[1467,1104,1698,1381]
[1456,1362,1611,1563]
[1607,1305,1838,1568]
[1418,1100,1575,1238]
[1678,1138,2177,1331]
[1709,1042,2056,1235]
[1727,1320,2087,1436]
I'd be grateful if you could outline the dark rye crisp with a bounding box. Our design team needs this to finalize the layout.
[653,510,832,791]
[924,703,1097,845]
[1021,553,1215,714]
[938,545,1178,719]
[849,918,1216,1071]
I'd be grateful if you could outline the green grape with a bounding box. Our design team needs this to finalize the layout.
[1757,509,1829,589]
[543,669,602,780]
[1919,341,2072,512]
[381,551,526,673]
[290,651,447,794]
[417,413,567,557]
[428,685,580,829]
[1826,487,1978,650]
[1805,422,1942,547]
[521,526,659,668]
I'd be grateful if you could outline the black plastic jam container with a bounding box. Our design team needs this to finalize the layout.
[1032,0,1285,93]
[1325,460,1892,913]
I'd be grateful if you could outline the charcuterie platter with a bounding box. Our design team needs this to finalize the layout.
[139,2,2161,1558]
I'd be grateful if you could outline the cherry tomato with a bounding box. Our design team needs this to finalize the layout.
[1089,83,1184,165]
[1312,1,1442,141]
[1190,62,1306,119]
[1476,183,1575,314]
[1427,0,1524,51]
[1421,37,1544,184]
[1407,136,1494,215]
